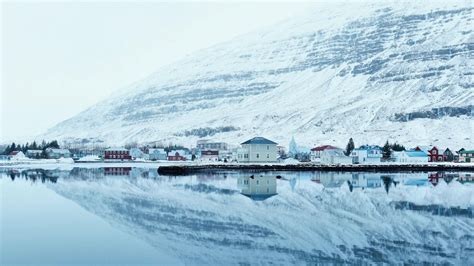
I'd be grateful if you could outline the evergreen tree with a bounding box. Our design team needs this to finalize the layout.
[382,140,391,159]
[40,140,46,150]
[345,138,355,156]
[391,142,405,151]
[10,143,17,152]
[49,140,60,149]
[2,145,10,155]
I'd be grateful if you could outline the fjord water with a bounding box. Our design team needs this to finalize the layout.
[1,167,473,265]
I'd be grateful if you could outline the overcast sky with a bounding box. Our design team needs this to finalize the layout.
[1,1,319,142]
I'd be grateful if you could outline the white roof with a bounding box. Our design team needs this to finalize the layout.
[105,148,128,151]
[47,148,70,153]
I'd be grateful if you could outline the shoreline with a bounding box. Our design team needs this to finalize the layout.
[157,163,474,175]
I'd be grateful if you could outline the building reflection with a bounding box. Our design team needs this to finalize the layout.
[237,175,277,200]
[104,167,132,177]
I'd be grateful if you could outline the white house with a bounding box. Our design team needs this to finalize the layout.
[129,148,147,160]
[26,149,43,158]
[310,145,339,161]
[392,150,429,163]
[351,145,383,164]
[200,150,219,161]
[9,151,26,161]
[237,137,278,163]
[45,148,71,159]
[320,149,352,165]
[148,148,167,161]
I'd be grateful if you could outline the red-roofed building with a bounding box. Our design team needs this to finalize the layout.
[310,145,339,161]
[414,146,449,162]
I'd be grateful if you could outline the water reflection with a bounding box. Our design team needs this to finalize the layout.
[1,167,473,264]
[237,175,277,200]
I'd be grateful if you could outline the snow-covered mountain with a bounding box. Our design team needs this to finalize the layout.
[43,1,474,148]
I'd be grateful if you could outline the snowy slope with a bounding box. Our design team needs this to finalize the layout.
[48,170,474,264]
[42,1,474,148]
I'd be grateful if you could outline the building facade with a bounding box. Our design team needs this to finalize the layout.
[46,148,72,159]
[168,150,187,161]
[351,145,382,164]
[196,140,228,151]
[320,149,352,165]
[104,148,132,160]
[148,148,167,160]
[26,150,43,158]
[200,150,219,161]
[310,145,339,161]
[237,137,278,163]
[458,150,474,163]
[392,150,429,163]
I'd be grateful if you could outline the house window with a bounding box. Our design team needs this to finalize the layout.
[267,145,269,150]
[267,154,269,158]
[256,180,259,185]
[256,153,259,158]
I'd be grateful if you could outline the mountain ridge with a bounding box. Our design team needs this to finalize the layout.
[43,2,474,149]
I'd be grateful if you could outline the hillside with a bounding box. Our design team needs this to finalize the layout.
[43,1,474,148]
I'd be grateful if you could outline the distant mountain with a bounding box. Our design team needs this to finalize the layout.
[43,1,473,148]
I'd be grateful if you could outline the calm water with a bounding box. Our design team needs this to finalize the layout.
[1,167,473,265]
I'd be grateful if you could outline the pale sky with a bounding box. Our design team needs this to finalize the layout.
[1,1,319,142]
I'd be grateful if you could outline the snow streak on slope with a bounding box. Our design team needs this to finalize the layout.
[48,169,474,264]
[43,2,474,148]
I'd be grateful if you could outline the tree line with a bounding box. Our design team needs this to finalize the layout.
[2,140,60,158]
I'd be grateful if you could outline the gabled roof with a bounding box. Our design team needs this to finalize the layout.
[241,137,277,145]
[27,149,42,153]
[46,148,71,154]
[405,150,428,157]
[311,145,339,151]
[415,146,433,153]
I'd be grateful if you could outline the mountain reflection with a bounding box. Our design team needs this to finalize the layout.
[1,167,473,264]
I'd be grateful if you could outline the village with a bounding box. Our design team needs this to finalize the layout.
[1,136,473,165]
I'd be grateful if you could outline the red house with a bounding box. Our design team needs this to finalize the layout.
[104,148,132,160]
[415,146,444,162]
[167,150,186,161]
